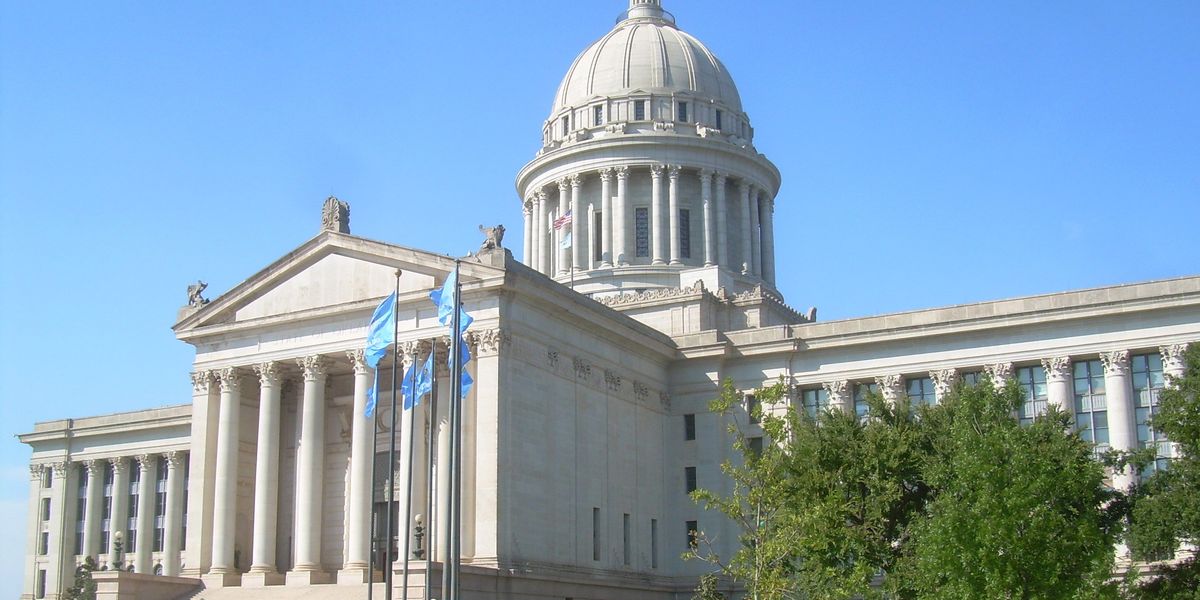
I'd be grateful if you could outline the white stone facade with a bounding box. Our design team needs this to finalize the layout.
[18,1,1200,599]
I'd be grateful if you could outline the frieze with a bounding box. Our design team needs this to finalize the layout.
[634,381,649,402]
[597,280,705,307]
[572,357,591,381]
[546,349,560,370]
[604,370,622,392]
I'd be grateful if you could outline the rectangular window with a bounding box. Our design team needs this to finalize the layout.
[127,467,140,553]
[1016,366,1049,425]
[43,467,52,488]
[715,109,723,130]
[650,518,659,568]
[594,105,604,126]
[622,513,631,566]
[746,393,761,424]
[678,101,689,123]
[685,466,697,494]
[802,388,829,418]
[907,376,936,407]
[562,115,570,136]
[686,520,699,549]
[634,100,646,121]
[635,207,650,257]
[1074,359,1109,455]
[592,507,601,561]
[39,531,48,555]
[960,371,983,388]
[37,569,47,600]
[181,459,188,551]
[679,208,691,259]
[41,498,50,521]
[1133,353,1170,474]
[154,456,167,552]
[853,382,879,421]
[101,463,114,554]
[593,210,603,263]
[74,467,86,555]
[748,436,764,456]
[683,414,696,441]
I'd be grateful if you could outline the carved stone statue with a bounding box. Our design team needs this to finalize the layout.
[187,281,209,308]
[322,196,350,234]
[478,224,505,251]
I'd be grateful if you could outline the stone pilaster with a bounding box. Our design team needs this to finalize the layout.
[984,362,1013,390]
[749,185,761,276]
[1161,343,1189,378]
[875,374,903,406]
[715,172,728,268]
[570,173,582,271]
[533,191,547,274]
[522,198,533,266]
[557,178,571,275]
[761,196,775,283]
[738,179,751,274]
[184,370,217,577]
[133,454,156,574]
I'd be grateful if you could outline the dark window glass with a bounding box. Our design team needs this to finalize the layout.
[960,371,983,388]
[593,211,603,262]
[650,518,659,568]
[907,376,936,407]
[592,507,601,561]
[685,466,697,494]
[634,100,646,121]
[593,105,603,126]
[854,382,879,421]
[41,498,50,521]
[686,520,699,549]
[678,102,688,123]
[635,207,649,257]
[37,569,47,599]
[746,394,760,424]
[1133,353,1170,474]
[622,513,631,565]
[715,109,723,130]
[562,115,569,136]
[39,532,49,555]
[1017,366,1048,425]
[43,467,52,488]
[748,437,764,457]
[683,414,696,441]
[1074,359,1108,456]
[679,209,691,259]
[802,388,829,418]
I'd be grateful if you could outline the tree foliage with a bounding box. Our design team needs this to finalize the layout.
[64,556,98,600]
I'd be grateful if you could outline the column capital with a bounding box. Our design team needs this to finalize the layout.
[1160,343,1190,372]
[253,362,281,386]
[51,461,70,478]
[556,177,570,192]
[467,327,510,356]
[216,367,242,393]
[714,171,728,183]
[821,379,849,400]
[534,189,548,202]
[614,165,629,180]
[649,164,664,178]
[1041,356,1072,382]
[930,368,959,397]
[523,198,533,214]
[165,451,186,470]
[110,456,128,476]
[698,168,713,180]
[667,165,682,180]
[875,374,903,401]
[346,350,369,375]
[297,355,329,381]
[984,362,1013,386]
[134,454,155,473]
[190,370,213,394]
[29,463,45,481]
[597,167,613,181]
[568,173,583,188]
[82,459,105,477]
[1100,350,1130,377]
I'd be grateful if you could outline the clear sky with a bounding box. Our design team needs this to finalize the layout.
[1,1,1197,595]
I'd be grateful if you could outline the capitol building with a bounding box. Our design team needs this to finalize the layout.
[19,1,1200,599]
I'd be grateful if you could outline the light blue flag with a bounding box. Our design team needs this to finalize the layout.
[402,354,435,410]
[450,335,474,398]
[364,293,397,369]
[364,371,380,418]
[429,270,473,334]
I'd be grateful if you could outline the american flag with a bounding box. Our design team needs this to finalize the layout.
[553,210,573,230]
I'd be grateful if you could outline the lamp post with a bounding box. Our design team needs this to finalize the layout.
[112,531,125,571]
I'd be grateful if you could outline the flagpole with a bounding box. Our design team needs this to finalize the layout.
[450,261,463,600]
[424,342,437,600]
[400,345,419,600]
[441,261,462,600]
[384,270,402,600]
[368,394,378,600]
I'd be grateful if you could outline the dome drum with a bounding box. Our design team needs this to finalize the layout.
[541,93,752,153]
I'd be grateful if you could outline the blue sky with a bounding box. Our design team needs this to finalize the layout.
[1,1,1197,594]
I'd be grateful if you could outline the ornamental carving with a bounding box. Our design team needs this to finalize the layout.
[546,349,560,369]
[535,190,548,202]
[186,281,209,308]
[614,166,629,181]
[165,451,186,470]
[1100,350,1130,376]
[1160,343,1190,374]
[52,461,69,477]
[984,363,1013,386]
[110,457,127,476]
[216,367,242,393]
[659,392,672,410]
[254,361,282,385]
[822,380,849,402]
[652,121,675,132]
[469,328,509,356]
[634,381,649,402]
[569,173,583,188]
[668,165,681,180]
[83,459,104,478]
[572,357,591,380]
[190,371,212,394]
[930,369,958,398]
[1041,356,1072,381]
[321,196,351,234]
[298,355,328,381]
[346,350,368,375]
[478,224,505,251]
[649,164,665,178]
[604,370,622,392]
[556,178,570,192]
[522,199,533,215]
[597,167,613,182]
[29,464,45,481]
[875,374,903,401]
[135,454,155,473]
[597,280,705,307]
[698,168,713,181]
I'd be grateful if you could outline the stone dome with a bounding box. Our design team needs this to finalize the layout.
[551,0,742,117]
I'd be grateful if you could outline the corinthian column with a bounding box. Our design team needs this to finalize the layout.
[716,172,728,268]
[339,351,374,584]
[738,179,751,274]
[533,191,546,274]
[761,196,775,283]
[615,167,629,265]
[522,199,533,266]
[700,169,714,266]
[245,363,284,586]
[668,165,681,264]
[134,454,156,574]
[1102,350,1137,490]
[822,380,850,414]
[1042,356,1072,413]
[650,165,665,265]
[184,370,216,577]
[749,186,761,276]
[599,168,613,267]
[570,174,582,272]
[209,367,242,582]
[81,459,104,560]
[107,458,129,570]
[289,356,330,584]
[557,178,570,276]
[162,451,186,577]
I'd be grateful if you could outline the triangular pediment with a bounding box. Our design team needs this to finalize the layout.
[173,232,505,334]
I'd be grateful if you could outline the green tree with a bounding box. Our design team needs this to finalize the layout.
[1126,343,1200,599]
[895,381,1119,599]
[64,556,98,600]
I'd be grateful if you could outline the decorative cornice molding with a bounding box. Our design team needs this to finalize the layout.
[298,355,328,381]
[216,367,241,393]
[1041,356,1072,382]
[254,361,282,386]
[1100,350,1130,377]
[597,280,705,307]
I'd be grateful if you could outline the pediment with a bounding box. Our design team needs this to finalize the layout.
[174,232,504,334]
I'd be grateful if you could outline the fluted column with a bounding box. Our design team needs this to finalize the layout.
[162,451,185,577]
[761,196,775,283]
[81,459,105,560]
[1102,351,1137,489]
[106,458,128,569]
[985,362,1013,391]
[533,192,546,273]
[876,374,903,406]
[522,199,533,266]
[668,165,681,264]
[291,355,329,580]
[749,186,761,276]
[715,172,728,268]
[209,367,242,578]
[599,168,613,267]
[650,165,665,265]
[555,178,569,276]
[570,174,582,272]
[247,362,283,584]
[700,169,714,266]
[738,179,751,274]
[1042,356,1072,412]
[339,351,374,582]
[615,167,629,265]
[823,380,850,414]
[134,454,156,574]
[930,369,959,403]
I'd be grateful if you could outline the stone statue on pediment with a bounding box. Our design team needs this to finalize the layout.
[478,224,505,251]
[187,281,210,308]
